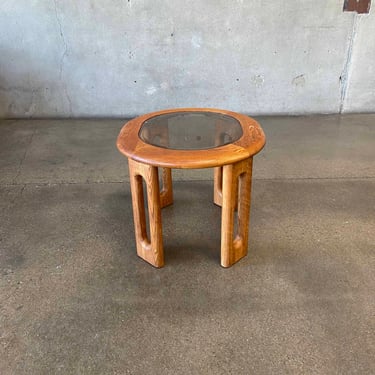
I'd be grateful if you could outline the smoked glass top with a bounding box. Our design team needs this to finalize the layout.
[139,111,243,150]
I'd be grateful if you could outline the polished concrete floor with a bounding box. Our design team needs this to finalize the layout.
[0,114,374,374]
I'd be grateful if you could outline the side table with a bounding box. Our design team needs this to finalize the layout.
[117,108,266,268]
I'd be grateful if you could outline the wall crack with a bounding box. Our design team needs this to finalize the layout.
[54,0,68,79]
[53,0,72,115]
[340,15,362,113]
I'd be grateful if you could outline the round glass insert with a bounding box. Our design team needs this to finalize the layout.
[139,111,243,150]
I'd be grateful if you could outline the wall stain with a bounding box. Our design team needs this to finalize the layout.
[292,74,306,87]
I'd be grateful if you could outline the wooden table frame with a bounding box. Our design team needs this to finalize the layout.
[117,108,266,268]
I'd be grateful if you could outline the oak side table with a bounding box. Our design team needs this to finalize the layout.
[117,108,266,268]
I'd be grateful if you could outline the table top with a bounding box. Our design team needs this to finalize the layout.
[117,108,266,169]
[139,111,243,150]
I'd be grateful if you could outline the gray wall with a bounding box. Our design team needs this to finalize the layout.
[0,0,374,118]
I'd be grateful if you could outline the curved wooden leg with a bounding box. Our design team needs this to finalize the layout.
[221,158,253,267]
[160,168,173,208]
[128,158,164,268]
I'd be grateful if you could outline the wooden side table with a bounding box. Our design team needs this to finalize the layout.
[117,108,266,268]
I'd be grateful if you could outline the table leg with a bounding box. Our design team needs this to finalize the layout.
[128,158,164,268]
[160,168,173,208]
[221,157,253,267]
[214,166,238,210]
[213,166,223,206]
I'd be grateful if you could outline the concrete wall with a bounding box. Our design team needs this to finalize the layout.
[342,8,375,112]
[0,0,373,118]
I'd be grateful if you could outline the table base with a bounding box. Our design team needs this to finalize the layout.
[128,157,253,268]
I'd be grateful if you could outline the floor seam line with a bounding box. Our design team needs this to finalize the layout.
[1,176,375,187]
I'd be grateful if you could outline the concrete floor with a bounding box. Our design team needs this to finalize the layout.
[0,114,374,374]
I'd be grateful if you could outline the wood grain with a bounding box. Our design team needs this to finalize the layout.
[117,108,265,169]
[213,166,223,206]
[128,158,164,268]
[160,168,173,208]
[221,157,253,267]
[119,108,264,268]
